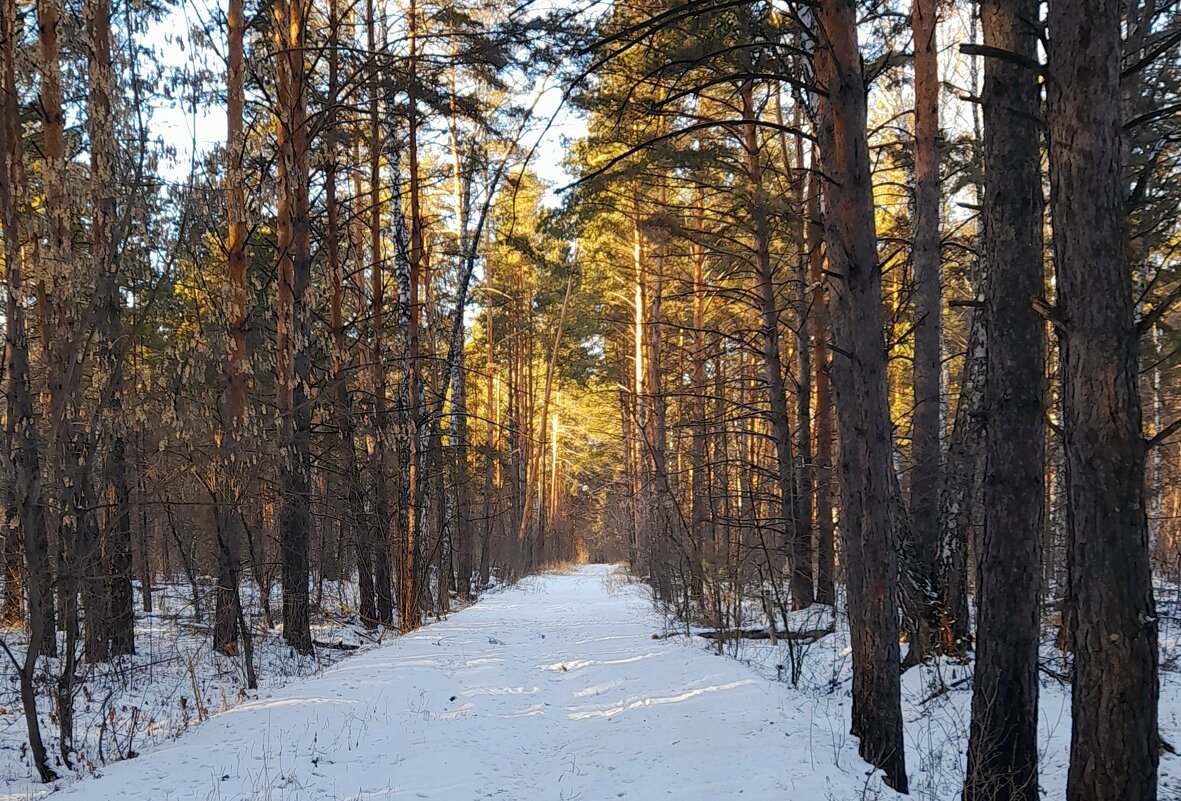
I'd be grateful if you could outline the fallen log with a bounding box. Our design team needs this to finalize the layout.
[695,626,834,643]
[313,639,361,651]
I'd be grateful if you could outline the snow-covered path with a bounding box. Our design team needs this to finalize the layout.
[50,565,881,800]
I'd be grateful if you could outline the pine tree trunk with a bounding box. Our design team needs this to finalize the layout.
[741,83,810,609]
[273,0,313,654]
[790,113,814,615]
[814,1,907,789]
[690,194,710,608]
[38,0,87,757]
[907,0,941,661]
[0,0,28,634]
[645,213,670,599]
[631,206,648,578]
[453,354,474,601]
[806,169,836,606]
[480,266,496,590]
[89,0,134,657]
[963,0,1045,796]
[214,0,248,656]
[1049,1,1158,796]
[350,142,377,626]
[365,1,394,625]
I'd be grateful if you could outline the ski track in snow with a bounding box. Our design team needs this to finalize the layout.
[34,565,883,800]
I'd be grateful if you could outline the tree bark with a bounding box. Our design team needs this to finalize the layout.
[907,0,941,661]
[213,0,248,656]
[806,168,836,607]
[350,141,377,626]
[1,0,43,641]
[1049,1,1158,797]
[273,0,313,654]
[2,0,56,778]
[741,81,810,609]
[396,0,425,632]
[814,1,908,789]
[365,0,394,625]
[963,0,1045,797]
[480,262,496,590]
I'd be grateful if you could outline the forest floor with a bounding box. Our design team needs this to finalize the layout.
[4,564,1181,800]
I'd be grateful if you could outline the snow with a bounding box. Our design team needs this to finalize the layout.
[7,566,901,800]
[0,581,377,798]
[6,565,1180,800]
[715,606,1181,801]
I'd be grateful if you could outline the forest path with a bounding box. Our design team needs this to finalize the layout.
[51,565,879,800]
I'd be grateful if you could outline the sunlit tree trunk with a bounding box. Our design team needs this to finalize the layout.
[741,81,810,609]
[806,168,835,606]
[631,203,648,577]
[907,0,941,661]
[480,264,496,589]
[273,0,313,654]
[38,0,89,756]
[398,0,425,631]
[788,104,814,614]
[214,0,248,657]
[366,0,394,625]
[641,185,672,597]
[1,0,34,635]
[690,193,710,608]
[814,0,907,788]
[350,138,378,626]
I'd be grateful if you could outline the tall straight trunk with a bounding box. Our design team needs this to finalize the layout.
[273,0,313,654]
[135,451,151,612]
[806,168,835,606]
[741,81,810,609]
[446,34,473,600]
[453,352,474,600]
[480,267,496,589]
[814,1,907,789]
[1,0,40,638]
[350,141,377,625]
[366,0,394,625]
[507,316,524,571]
[398,0,424,632]
[321,0,345,587]
[516,273,575,561]
[790,108,814,613]
[644,206,670,598]
[631,204,648,576]
[690,193,709,604]
[963,0,1045,796]
[89,0,133,658]
[907,0,941,660]
[214,0,248,656]
[621,387,639,571]
[38,0,86,758]
[1049,2,1158,797]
